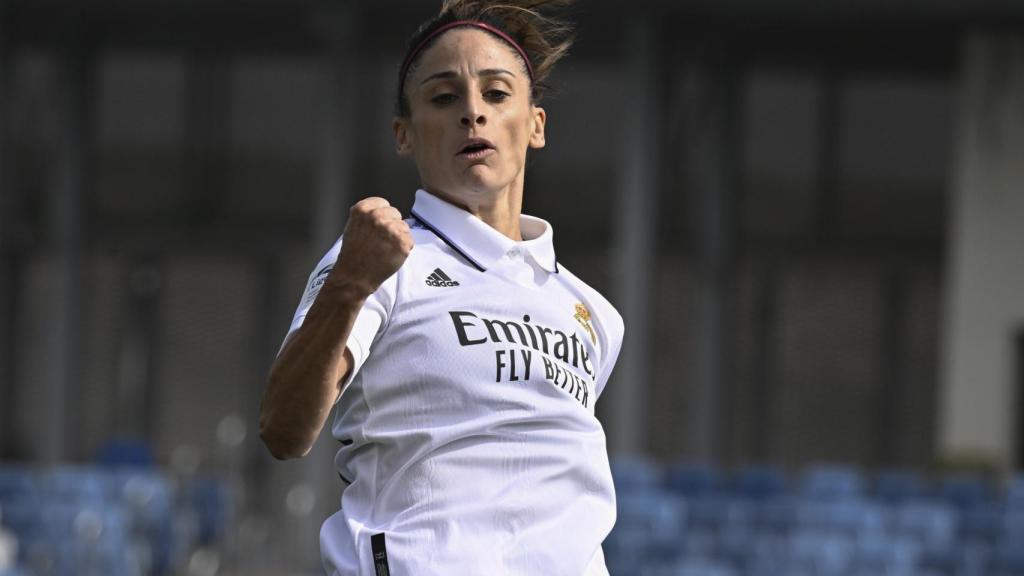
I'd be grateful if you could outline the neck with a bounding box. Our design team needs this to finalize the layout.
[425,177,524,241]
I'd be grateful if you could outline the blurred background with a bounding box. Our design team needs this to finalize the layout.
[1,0,1024,574]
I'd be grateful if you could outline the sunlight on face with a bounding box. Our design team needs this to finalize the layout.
[394,28,546,207]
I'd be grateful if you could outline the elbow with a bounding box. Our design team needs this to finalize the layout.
[259,415,311,461]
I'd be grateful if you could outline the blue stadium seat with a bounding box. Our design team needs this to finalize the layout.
[48,504,138,576]
[960,502,1003,543]
[44,466,113,503]
[665,462,722,498]
[716,524,756,568]
[795,499,887,537]
[0,467,38,508]
[786,530,855,576]
[682,495,756,563]
[874,469,927,504]
[95,438,155,468]
[71,531,144,576]
[114,470,176,574]
[188,476,233,546]
[615,491,686,533]
[610,490,687,565]
[644,557,737,576]
[685,495,742,530]
[754,496,798,533]
[1002,509,1024,543]
[1,500,44,543]
[852,532,921,574]
[599,462,1022,576]
[893,501,958,551]
[680,526,716,560]
[1006,473,1024,509]
[955,540,994,576]
[604,528,650,576]
[733,465,787,501]
[746,532,789,575]
[919,545,962,576]
[1,464,191,576]
[610,456,662,493]
[937,473,992,510]
[716,498,757,531]
[798,464,865,501]
[39,501,129,543]
[115,470,175,533]
[992,539,1024,576]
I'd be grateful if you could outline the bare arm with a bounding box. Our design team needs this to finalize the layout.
[259,281,366,460]
[259,198,412,460]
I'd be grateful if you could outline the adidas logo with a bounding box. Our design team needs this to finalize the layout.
[426,268,460,287]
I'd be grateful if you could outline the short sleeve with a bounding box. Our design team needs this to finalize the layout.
[282,235,397,392]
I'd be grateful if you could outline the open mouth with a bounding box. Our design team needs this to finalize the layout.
[457,139,495,159]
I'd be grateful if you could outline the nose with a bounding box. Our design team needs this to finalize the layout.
[460,112,486,127]
[460,95,487,127]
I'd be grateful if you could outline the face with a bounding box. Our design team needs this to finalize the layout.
[393,28,546,205]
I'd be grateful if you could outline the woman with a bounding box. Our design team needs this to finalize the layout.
[259,1,624,573]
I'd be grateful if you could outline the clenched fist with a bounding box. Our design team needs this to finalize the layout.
[327,197,413,298]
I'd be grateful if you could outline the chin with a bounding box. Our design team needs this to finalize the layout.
[454,171,508,195]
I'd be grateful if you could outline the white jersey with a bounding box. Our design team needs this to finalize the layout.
[286,189,625,576]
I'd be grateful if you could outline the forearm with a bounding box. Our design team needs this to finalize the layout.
[259,281,368,460]
[261,197,411,460]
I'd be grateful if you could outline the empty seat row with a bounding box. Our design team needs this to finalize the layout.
[610,458,1024,507]
[606,459,1024,576]
[0,464,233,576]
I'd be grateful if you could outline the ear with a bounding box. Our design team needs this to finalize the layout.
[528,105,546,149]
[393,116,414,156]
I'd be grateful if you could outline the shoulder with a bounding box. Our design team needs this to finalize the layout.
[555,263,625,341]
[297,236,344,305]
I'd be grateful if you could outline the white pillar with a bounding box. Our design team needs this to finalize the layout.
[940,34,1024,469]
[608,16,658,456]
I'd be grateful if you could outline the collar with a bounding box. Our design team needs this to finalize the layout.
[409,189,559,274]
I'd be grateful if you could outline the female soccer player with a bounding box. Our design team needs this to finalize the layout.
[259,1,624,573]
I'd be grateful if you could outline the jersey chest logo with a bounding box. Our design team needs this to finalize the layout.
[448,310,597,408]
[425,268,460,287]
[574,303,596,344]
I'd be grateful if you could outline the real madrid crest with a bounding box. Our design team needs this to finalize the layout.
[573,303,596,344]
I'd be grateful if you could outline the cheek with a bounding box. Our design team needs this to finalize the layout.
[411,119,445,157]
[500,110,530,144]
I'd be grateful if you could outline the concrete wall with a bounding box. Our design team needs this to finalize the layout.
[941,34,1024,468]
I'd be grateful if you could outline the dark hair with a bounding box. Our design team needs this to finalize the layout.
[395,0,575,117]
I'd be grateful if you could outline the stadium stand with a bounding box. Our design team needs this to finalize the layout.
[2,458,1021,575]
[607,460,1024,576]
[0,464,232,576]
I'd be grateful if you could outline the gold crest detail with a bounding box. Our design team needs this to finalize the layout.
[574,303,596,344]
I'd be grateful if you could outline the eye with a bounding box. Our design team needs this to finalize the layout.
[431,93,457,105]
[485,89,510,102]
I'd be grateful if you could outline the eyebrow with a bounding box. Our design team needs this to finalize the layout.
[419,68,516,86]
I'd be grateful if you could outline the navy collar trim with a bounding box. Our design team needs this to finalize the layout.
[410,210,487,273]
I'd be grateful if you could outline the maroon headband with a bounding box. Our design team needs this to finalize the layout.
[399,20,535,92]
